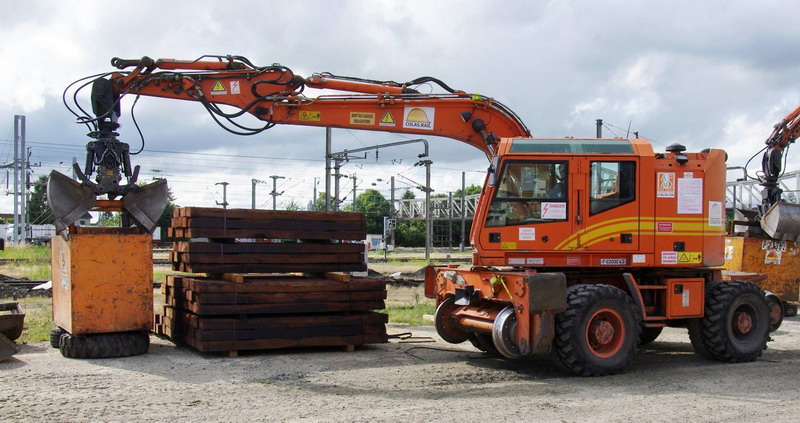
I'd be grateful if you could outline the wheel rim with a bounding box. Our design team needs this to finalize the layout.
[434,297,470,344]
[492,306,521,358]
[732,303,757,341]
[585,307,625,358]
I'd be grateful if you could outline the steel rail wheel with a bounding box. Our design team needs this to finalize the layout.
[492,306,522,358]
[434,296,470,344]
[554,284,640,376]
[764,291,783,332]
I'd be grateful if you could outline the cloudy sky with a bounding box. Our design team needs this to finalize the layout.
[1,0,798,218]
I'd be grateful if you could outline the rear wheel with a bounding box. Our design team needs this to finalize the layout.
[492,306,522,358]
[553,284,640,376]
[434,297,470,344]
[764,293,783,332]
[638,326,663,345]
[691,281,770,362]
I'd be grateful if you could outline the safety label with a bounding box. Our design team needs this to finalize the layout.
[211,80,227,95]
[527,257,544,265]
[656,222,673,233]
[403,107,435,130]
[724,245,735,260]
[379,111,396,127]
[661,251,678,264]
[230,81,240,95]
[677,252,702,264]
[542,202,566,220]
[677,177,702,214]
[632,254,646,263]
[657,172,675,198]
[508,258,525,265]
[501,241,517,250]
[298,111,322,122]
[519,227,535,241]
[350,112,375,125]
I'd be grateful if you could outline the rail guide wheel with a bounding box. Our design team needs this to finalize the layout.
[492,306,522,358]
[434,297,470,344]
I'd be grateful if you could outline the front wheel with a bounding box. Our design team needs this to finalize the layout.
[434,297,470,344]
[553,284,640,376]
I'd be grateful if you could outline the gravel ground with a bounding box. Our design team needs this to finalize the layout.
[1,316,799,423]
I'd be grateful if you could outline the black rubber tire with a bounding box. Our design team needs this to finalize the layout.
[49,327,66,349]
[688,318,712,359]
[784,302,797,317]
[469,333,500,356]
[59,331,150,359]
[553,284,641,376]
[638,327,663,346]
[693,281,770,363]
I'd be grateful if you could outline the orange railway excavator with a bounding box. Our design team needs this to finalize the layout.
[48,55,798,373]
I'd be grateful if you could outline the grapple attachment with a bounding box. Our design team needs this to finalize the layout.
[123,179,169,233]
[760,201,800,242]
[46,170,168,234]
[46,170,96,233]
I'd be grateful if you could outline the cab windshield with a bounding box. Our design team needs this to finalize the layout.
[485,161,568,227]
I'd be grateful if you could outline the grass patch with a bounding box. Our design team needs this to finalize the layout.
[380,291,435,326]
[0,244,50,260]
[1,297,53,343]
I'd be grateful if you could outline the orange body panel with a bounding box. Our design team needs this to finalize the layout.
[723,236,800,301]
[471,138,727,268]
[665,278,704,318]
[51,229,153,335]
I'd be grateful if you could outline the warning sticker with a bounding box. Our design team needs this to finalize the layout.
[541,202,567,220]
[230,81,240,95]
[632,254,646,264]
[298,111,321,122]
[764,249,782,265]
[508,258,525,265]
[501,241,517,250]
[724,245,734,260]
[519,227,535,241]
[708,201,723,226]
[527,257,544,265]
[349,112,375,125]
[379,111,396,127]
[403,107,435,130]
[657,172,675,198]
[210,80,227,95]
[656,222,673,233]
[677,252,702,264]
[661,251,678,264]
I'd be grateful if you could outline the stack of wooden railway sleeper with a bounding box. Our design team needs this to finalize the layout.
[153,207,388,356]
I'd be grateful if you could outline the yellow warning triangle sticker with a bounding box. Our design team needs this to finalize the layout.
[380,111,395,124]
[211,80,226,93]
[678,253,689,263]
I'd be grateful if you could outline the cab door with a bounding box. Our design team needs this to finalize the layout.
[578,158,640,251]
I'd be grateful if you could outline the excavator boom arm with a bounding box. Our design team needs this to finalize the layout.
[107,56,531,158]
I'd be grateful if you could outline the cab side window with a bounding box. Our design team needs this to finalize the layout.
[590,161,635,215]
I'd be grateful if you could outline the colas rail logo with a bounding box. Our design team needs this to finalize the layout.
[403,107,435,130]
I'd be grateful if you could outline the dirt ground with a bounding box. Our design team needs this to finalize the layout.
[1,315,799,423]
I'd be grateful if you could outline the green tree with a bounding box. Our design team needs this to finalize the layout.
[395,220,425,246]
[156,186,178,227]
[27,175,55,225]
[354,189,390,234]
[283,198,303,211]
[401,189,415,200]
[314,192,334,211]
